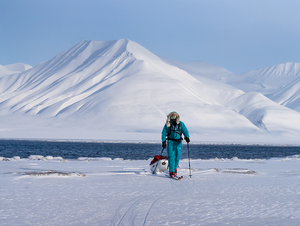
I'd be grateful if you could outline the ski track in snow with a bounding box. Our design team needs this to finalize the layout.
[113,198,140,226]
[110,195,162,226]
[142,196,161,226]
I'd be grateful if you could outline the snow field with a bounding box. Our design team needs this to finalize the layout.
[1,156,300,225]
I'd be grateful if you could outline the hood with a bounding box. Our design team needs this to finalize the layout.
[166,112,180,127]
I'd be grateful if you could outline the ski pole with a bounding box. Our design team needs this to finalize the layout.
[152,147,164,174]
[187,143,192,178]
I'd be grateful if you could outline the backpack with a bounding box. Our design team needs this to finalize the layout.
[167,122,182,140]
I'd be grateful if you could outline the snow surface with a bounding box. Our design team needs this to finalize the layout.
[1,156,300,225]
[1,39,300,143]
[0,63,32,78]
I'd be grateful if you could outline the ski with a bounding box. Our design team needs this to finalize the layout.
[165,175,183,180]
[174,175,183,180]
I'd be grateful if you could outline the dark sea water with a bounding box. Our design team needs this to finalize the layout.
[1,140,300,160]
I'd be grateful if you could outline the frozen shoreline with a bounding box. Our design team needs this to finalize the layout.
[1,156,300,225]
[2,137,300,147]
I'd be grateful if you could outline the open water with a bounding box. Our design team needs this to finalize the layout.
[1,140,300,160]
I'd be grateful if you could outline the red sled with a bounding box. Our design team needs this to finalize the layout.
[150,155,168,173]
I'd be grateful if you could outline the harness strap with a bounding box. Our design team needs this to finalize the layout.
[166,122,182,140]
[167,137,183,141]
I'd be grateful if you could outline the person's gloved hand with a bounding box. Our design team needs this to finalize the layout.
[185,137,190,143]
[162,140,167,149]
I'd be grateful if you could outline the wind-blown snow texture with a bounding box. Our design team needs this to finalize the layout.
[1,39,300,143]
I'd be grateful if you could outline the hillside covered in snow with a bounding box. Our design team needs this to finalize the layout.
[0,63,32,78]
[1,39,300,143]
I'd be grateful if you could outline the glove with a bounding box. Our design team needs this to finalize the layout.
[162,140,167,149]
[185,137,190,143]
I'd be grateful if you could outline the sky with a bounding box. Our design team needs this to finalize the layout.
[1,0,300,73]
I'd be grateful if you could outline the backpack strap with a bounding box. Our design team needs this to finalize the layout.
[166,122,182,140]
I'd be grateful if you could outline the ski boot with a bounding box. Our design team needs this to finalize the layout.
[169,172,175,178]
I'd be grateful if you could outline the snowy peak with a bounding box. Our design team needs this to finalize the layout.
[38,39,135,73]
[220,62,300,95]
[259,62,300,77]
[0,40,139,91]
[57,39,153,63]
[237,62,300,85]
[213,61,300,115]
[0,63,32,78]
[63,39,131,59]
[4,62,32,72]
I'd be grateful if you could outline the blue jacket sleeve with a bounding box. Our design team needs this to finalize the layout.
[161,124,168,142]
[180,121,189,138]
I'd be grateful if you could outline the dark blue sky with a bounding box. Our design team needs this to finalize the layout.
[1,0,300,73]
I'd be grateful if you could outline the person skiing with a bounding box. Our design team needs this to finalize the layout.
[161,111,190,178]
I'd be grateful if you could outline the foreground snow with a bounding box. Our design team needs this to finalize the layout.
[1,155,300,225]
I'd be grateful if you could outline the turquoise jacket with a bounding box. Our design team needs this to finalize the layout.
[161,121,189,142]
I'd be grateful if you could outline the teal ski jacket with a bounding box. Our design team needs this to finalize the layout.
[161,121,189,142]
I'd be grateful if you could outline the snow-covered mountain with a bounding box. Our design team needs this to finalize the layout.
[210,62,300,113]
[224,62,300,94]
[268,77,300,112]
[1,39,300,143]
[0,63,32,78]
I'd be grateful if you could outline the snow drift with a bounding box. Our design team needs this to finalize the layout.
[1,40,300,143]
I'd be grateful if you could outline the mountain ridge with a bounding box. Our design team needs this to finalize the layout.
[0,63,32,78]
[1,40,300,142]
